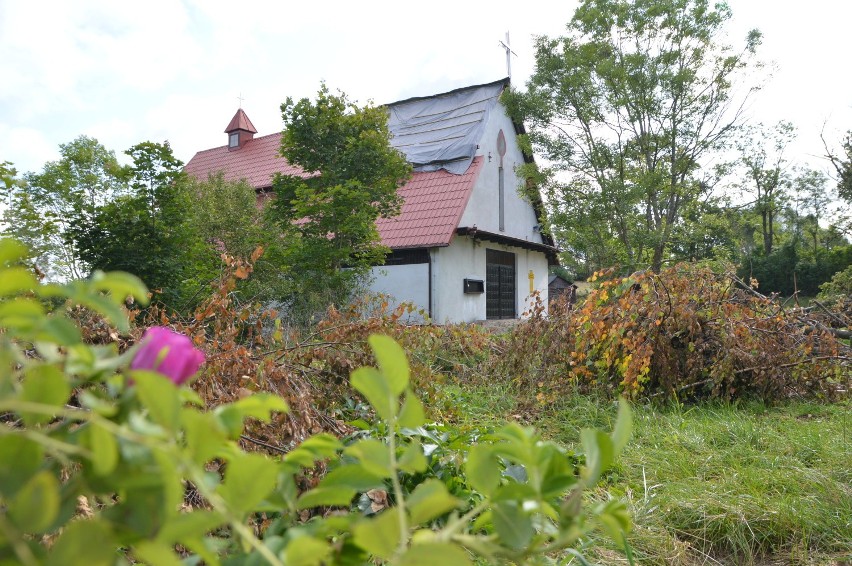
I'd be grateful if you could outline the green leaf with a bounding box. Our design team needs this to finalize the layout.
[292,433,341,458]
[493,422,535,464]
[39,316,81,346]
[540,473,578,499]
[407,479,461,525]
[490,483,536,503]
[115,482,172,537]
[351,366,396,422]
[0,297,44,327]
[296,486,356,510]
[219,453,278,515]
[0,435,43,497]
[88,270,149,306]
[0,267,37,296]
[64,343,97,378]
[597,499,631,544]
[46,519,116,566]
[284,433,342,467]
[71,291,130,333]
[399,392,426,428]
[344,438,392,478]
[183,409,227,465]
[368,334,409,394]
[492,501,533,550]
[157,510,224,543]
[179,387,205,406]
[275,470,299,510]
[353,508,402,560]
[133,370,181,430]
[319,464,386,491]
[466,444,501,496]
[581,428,614,485]
[398,438,427,474]
[9,471,60,533]
[213,394,288,440]
[611,398,633,456]
[285,536,332,566]
[85,421,118,475]
[78,391,118,417]
[20,364,70,426]
[399,542,472,566]
[133,541,183,566]
[0,238,28,266]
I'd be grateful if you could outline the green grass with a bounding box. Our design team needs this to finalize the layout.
[440,384,852,565]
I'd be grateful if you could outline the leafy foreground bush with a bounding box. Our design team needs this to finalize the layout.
[0,238,632,565]
[497,263,851,402]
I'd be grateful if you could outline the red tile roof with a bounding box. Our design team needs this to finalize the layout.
[184,132,305,188]
[378,156,482,248]
[184,132,483,249]
[224,108,257,133]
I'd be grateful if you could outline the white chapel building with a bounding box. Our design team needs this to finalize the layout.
[185,79,558,323]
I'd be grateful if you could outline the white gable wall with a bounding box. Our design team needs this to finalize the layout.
[459,103,542,242]
[430,237,549,324]
[364,99,552,324]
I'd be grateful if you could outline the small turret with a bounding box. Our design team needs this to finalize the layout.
[224,108,257,151]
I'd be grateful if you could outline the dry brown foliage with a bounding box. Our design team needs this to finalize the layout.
[495,264,851,403]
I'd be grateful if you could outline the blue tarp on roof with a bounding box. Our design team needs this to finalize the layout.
[387,79,507,175]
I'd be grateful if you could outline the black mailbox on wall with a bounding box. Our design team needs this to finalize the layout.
[463,278,484,294]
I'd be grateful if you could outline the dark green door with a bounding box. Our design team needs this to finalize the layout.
[486,249,515,319]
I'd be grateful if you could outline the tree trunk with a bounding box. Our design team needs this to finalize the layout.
[762,208,773,254]
[651,243,664,273]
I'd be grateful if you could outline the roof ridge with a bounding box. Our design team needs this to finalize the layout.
[191,131,283,154]
[385,77,509,108]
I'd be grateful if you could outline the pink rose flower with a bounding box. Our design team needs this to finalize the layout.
[131,326,205,386]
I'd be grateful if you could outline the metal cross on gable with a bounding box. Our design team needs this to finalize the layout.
[237,92,245,108]
[499,31,517,80]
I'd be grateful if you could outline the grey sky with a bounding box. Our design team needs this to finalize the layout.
[1,0,850,181]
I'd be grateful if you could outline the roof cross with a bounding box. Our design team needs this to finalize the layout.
[237,92,245,108]
[499,31,517,80]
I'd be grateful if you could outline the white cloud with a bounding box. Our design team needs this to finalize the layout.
[0,0,850,178]
[0,125,60,174]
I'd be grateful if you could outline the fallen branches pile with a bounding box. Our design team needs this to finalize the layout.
[499,264,850,402]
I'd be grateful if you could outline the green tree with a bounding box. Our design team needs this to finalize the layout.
[789,167,831,253]
[735,121,797,255]
[188,172,268,260]
[1,162,49,271]
[269,84,411,303]
[825,130,852,203]
[4,137,125,279]
[507,0,761,272]
[186,172,287,303]
[669,197,742,263]
[73,142,200,306]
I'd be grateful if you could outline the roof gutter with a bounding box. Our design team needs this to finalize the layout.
[456,227,560,265]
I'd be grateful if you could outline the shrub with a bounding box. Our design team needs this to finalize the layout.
[818,264,852,305]
[0,238,632,564]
